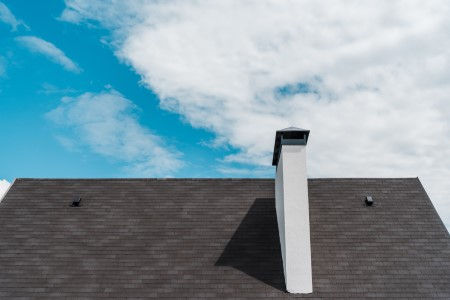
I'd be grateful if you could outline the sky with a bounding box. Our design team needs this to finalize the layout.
[0,1,449,229]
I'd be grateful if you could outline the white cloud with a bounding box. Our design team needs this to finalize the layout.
[0,1,25,30]
[0,179,11,202]
[38,83,77,95]
[0,56,5,77]
[61,1,450,228]
[46,89,183,177]
[16,36,81,73]
[217,166,272,178]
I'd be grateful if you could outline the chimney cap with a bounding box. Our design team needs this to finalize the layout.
[272,127,310,166]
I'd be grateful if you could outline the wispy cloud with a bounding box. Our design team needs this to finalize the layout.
[38,83,77,95]
[16,36,81,73]
[0,56,5,77]
[62,0,450,227]
[0,179,11,202]
[217,166,272,177]
[46,89,183,177]
[0,1,26,31]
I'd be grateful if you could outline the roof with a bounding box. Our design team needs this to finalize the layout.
[0,178,449,298]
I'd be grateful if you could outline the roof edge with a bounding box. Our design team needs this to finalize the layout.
[14,178,275,181]
[14,177,420,181]
[415,177,450,236]
[0,178,16,203]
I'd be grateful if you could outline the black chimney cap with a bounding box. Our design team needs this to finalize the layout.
[272,127,310,166]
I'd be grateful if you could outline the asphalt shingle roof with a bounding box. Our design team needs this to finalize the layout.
[0,178,449,299]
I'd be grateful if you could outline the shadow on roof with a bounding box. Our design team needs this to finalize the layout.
[215,198,285,291]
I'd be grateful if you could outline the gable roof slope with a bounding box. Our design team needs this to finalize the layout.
[0,178,449,298]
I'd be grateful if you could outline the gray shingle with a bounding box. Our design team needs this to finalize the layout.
[0,178,448,298]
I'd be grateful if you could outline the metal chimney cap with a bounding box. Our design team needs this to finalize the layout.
[272,127,310,166]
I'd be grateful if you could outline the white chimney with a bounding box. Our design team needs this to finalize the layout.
[272,127,313,294]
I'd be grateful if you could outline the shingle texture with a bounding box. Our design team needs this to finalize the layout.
[0,178,449,299]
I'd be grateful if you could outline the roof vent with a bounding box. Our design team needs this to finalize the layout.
[71,196,81,207]
[365,196,373,206]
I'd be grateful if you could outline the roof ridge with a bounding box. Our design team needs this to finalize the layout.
[15,177,419,181]
[14,177,274,181]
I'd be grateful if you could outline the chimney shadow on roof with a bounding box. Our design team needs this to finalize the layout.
[215,198,285,291]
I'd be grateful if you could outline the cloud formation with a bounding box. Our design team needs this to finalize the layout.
[0,1,24,30]
[46,89,183,177]
[0,179,11,202]
[61,1,450,227]
[0,56,5,77]
[16,36,81,73]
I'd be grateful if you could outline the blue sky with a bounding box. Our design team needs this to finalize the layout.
[0,0,244,181]
[0,1,449,228]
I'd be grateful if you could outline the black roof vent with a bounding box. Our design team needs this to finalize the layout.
[365,196,374,206]
[71,196,81,207]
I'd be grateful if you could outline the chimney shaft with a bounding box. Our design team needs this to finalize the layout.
[273,127,313,294]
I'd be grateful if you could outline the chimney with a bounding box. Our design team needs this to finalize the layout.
[272,127,313,294]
